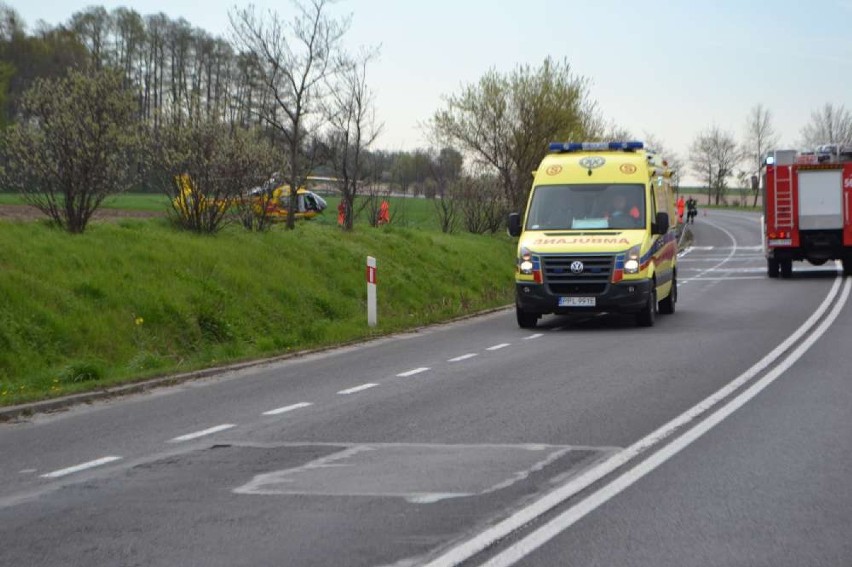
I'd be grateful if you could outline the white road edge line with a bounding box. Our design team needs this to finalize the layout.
[40,456,123,479]
[397,367,430,377]
[337,383,379,395]
[482,276,852,567]
[423,273,845,567]
[486,343,511,351]
[448,354,478,363]
[169,424,236,443]
[524,334,544,340]
[262,402,313,416]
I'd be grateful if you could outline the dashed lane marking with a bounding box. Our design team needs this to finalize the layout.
[397,367,430,377]
[524,334,544,340]
[169,424,236,443]
[40,456,123,479]
[448,353,478,363]
[424,274,848,567]
[486,343,511,351]
[262,402,313,416]
[337,383,379,395]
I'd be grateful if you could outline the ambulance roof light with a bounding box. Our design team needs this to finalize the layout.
[548,141,644,153]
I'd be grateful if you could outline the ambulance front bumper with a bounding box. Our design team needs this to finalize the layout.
[515,280,652,315]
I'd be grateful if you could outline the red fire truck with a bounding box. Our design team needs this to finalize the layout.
[762,145,852,278]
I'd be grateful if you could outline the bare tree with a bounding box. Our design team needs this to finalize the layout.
[690,126,742,206]
[229,0,349,230]
[69,6,111,69]
[324,50,381,231]
[427,146,463,233]
[0,3,25,41]
[800,103,852,148]
[454,175,505,234]
[2,69,142,233]
[742,103,778,206]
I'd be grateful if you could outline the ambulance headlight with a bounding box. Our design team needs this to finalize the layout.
[624,245,642,274]
[519,246,534,274]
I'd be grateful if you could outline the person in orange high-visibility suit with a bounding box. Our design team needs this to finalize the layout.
[676,195,685,224]
[337,201,345,226]
[377,200,390,225]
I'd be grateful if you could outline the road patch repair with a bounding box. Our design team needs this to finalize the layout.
[233,443,611,504]
[0,441,618,567]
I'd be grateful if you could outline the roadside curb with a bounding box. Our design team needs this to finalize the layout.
[0,304,513,422]
[677,223,693,250]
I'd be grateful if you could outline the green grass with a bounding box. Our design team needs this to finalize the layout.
[0,193,24,205]
[0,192,170,210]
[0,192,447,228]
[101,193,171,211]
[0,217,515,405]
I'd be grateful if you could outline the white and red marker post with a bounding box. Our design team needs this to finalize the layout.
[366,256,377,327]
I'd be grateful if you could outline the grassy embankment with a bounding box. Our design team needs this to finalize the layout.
[0,195,515,406]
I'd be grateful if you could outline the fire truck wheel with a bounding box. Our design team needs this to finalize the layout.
[636,287,657,327]
[843,258,852,277]
[780,259,793,278]
[658,274,676,315]
[516,306,539,329]
[767,258,780,278]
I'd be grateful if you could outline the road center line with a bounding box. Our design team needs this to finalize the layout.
[424,274,846,567]
[337,383,378,395]
[40,456,123,479]
[448,353,478,363]
[486,343,510,351]
[397,367,430,377]
[262,402,313,416]
[169,424,235,443]
[524,334,543,340]
[482,276,852,567]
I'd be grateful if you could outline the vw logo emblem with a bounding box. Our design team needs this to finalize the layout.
[570,261,585,274]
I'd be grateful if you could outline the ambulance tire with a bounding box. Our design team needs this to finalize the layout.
[767,258,779,278]
[516,306,539,329]
[780,259,793,279]
[658,274,676,315]
[636,288,656,327]
[843,258,852,277]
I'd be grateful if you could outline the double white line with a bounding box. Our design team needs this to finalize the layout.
[426,273,850,567]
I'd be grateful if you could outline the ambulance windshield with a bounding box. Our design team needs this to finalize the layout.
[525,184,646,231]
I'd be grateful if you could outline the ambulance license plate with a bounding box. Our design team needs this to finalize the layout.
[559,297,595,307]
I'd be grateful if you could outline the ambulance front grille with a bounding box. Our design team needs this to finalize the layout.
[549,283,608,295]
[542,254,613,295]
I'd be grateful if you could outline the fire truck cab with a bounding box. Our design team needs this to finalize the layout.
[507,141,678,328]
[762,146,852,277]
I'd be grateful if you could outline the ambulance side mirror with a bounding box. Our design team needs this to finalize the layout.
[653,212,669,235]
[507,213,522,237]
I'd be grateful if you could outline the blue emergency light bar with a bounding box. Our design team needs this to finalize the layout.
[548,141,644,153]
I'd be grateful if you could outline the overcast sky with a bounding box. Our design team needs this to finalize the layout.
[11,0,852,179]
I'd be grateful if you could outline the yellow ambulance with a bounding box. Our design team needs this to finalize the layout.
[507,141,678,328]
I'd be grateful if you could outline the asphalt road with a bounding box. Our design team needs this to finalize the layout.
[1,210,849,567]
